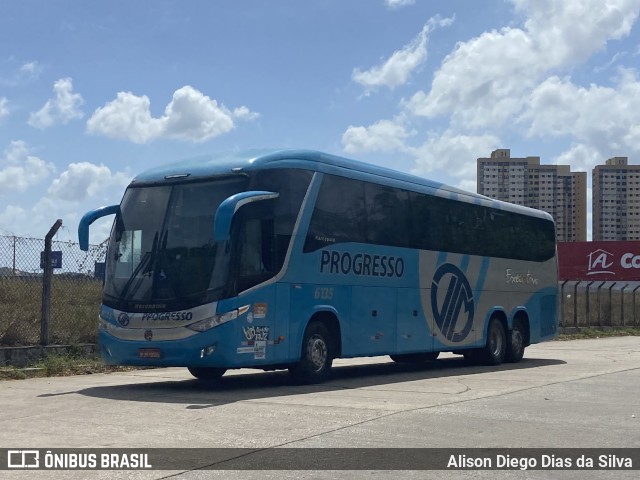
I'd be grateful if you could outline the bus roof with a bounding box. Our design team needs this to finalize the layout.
[131,149,553,221]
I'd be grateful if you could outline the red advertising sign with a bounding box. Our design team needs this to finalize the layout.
[557,241,640,281]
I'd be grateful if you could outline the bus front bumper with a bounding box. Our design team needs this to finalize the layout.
[98,326,239,368]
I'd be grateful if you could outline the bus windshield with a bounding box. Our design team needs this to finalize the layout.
[103,176,248,311]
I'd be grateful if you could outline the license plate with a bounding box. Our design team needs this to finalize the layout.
[138,348,162,359]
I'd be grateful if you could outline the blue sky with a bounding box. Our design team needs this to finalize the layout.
[1,0,640,243]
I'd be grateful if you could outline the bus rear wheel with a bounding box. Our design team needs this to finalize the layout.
[289,321,333,384]
[390,352,439,363]
[506,319,526,363]
[188,366,227,380]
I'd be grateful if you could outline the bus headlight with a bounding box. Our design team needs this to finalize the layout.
[187,305,250,332]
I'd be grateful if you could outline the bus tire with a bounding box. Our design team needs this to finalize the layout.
[289,321,333,384]
[188,366,227,380]
[506,319,526,363]
[390,352,439,363]
[480,317,507,365]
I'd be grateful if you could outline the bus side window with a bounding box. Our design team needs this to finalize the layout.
[409,192,432,251]
[239,219,266,275]
[251,169,312,267]
[365,184,410,248]
[304,175,366,252]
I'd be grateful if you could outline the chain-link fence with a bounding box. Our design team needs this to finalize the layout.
[0,234,106,346]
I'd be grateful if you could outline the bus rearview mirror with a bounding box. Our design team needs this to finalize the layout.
[78,205,119,251]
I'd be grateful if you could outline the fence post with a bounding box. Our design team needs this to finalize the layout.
[560,280,568,328]
[634,285,640,327]
[607,283,616,327]
[621,284,627,327]
[12,235,17,274]
[41,219,63,346]
[585,281,594,327]
[596,281,606,327]
[573,282,579,327]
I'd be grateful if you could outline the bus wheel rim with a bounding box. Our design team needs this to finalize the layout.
[309,335,328,371]
[490,325,503,356]
[512,329,523,352]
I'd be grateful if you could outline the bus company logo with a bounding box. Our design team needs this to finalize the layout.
[144,330,153,341]
[117,313,130,327]
[431,263,474,343]
[587,249,614,275]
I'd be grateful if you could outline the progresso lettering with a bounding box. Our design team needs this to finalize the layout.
[141,311,193,321]
[320,250,404,278]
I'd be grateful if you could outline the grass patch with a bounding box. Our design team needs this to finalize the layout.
[0,347,141,380]
[557,327,640,341]
[0,276,102,346]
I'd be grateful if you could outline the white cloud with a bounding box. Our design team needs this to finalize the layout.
[87,86,259,143]
[384,0,416,9]
[404,27,537,128]
[554,144,603,172]
[0,205,27,234]
[513,0,638,67]
[405,0,640,129]
[0,61,43,86]
[0,97,8,119]
[409,130,500,179]
[341,117,499,182]
[342,118,412,153]
[0,162,131,242]
[0,140,55,192]
[86,92,163,143]
[521,69,640,157]
[352,16,454,94]
[43,163,131,242]
[19,62,42,78]
[48,162,131,202]
[28,77,84,129]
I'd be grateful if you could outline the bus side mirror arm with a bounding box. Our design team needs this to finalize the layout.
[78,205,120,251]
[213,191,279,242]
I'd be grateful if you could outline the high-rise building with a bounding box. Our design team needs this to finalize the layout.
[477,149,587,242]
[592,156,640,241]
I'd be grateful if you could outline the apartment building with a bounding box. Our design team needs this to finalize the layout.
[592,156,640,241]
[477,149,587,242]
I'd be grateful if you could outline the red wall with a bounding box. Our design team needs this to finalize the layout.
[557,241,640,281]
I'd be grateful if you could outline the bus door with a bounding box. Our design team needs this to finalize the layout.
[233,201,281,363]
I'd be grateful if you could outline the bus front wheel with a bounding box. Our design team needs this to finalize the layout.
[289,321,333,384]
[480,318,507,365]
[188,366,227,380]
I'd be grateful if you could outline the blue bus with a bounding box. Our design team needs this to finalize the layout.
[79,150,558,383]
